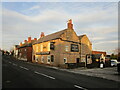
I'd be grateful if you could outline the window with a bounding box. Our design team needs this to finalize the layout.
[25,49,26,51]
[33,55,35,60]
[41,56,44,63]
[40,44,43,51]
[51,55,54,62]
[65,46,69,52]
[64,58,67,64]
[50,42,55,50]
[36,46,39,52]
[48,42,50,51]
[47,55,50,63]
[35,56,38,62]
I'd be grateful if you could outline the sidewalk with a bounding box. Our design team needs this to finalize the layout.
[27,61,120,82]
[60,67,120,82]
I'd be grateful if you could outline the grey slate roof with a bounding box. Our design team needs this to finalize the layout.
[78,34,86,40]
[18,40,36,48]
[33,29,67,44]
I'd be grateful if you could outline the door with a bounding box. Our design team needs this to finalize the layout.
[76,58,80,63]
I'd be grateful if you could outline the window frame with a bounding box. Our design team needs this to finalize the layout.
[41,56,44,63]
[64,58,67,64]
[51,55,54,62]
[47,55,51,63]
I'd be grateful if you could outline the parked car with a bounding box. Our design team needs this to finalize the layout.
[117,62,120,74]
[111,59,118,67]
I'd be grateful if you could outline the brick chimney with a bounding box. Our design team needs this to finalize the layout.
[67,19,73,29]
[34,38,37,41]
[20,42,22,46]
[40,32,45,38]
[24,40,27,43]
[28,37,31,43]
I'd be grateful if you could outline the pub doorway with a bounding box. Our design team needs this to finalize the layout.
[76,58,80,67]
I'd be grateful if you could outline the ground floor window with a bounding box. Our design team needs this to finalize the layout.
[41,56,44,63]
[64,58,67,64]
[35,56,38,62]
[51,55,54,62]
[33,55,35,60]
[47,55,50,63]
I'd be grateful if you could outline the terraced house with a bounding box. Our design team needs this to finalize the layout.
[17,37,37,62]
[32,19,92,68]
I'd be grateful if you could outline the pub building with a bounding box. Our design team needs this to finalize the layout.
[32,19,92,68]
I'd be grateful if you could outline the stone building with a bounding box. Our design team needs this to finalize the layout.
[32,19,80,68]
[32,19,92,68]
[78,34,92,65]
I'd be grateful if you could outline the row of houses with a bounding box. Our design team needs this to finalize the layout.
[13,19,109,68]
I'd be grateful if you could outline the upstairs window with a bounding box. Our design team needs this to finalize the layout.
[50,42,55,50]
[65,46,69,52]
[40,44,43,51]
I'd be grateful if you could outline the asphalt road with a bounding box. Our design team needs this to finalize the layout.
[2,55,120,89]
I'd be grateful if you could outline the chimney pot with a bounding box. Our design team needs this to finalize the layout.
[28,37,31,43]
[34,38,37,41]
[20,42,22,46]
[40,32,45,38]
[67,19,73,29]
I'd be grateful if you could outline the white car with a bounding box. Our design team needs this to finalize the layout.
[111,59,118,67]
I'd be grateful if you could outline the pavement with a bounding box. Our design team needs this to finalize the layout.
[62,67,120,82]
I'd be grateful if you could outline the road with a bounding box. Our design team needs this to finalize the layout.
[2,55,120,89]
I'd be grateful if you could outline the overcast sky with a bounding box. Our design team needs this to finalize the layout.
[1,2,118,54]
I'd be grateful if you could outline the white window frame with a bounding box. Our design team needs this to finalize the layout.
[47,55,51,63]
[35,56,38,62]
[65,46,69,52]
[36,46,39,52]
[40,44,43,52]
[64,58,67,64]
[41,56,44,63]
[48,42,50,51]
[51,55,54,62]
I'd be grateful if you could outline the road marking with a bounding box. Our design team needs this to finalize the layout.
[19,66,29,70]
[34,71,55,80]
[12,63,17,66]
[74,85,88,90]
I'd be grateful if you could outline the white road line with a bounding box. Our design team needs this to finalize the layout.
[12,63,17,66]
[34,71,55,80]
[74,85,88,90]
[19,66,29,70]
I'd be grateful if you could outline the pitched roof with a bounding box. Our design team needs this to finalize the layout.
[33,29,67,44]
[18,40,36,48]
[78,34,86,40]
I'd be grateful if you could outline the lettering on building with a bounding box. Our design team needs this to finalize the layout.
[71,44,79,52]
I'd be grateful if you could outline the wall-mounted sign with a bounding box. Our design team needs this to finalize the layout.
[71,44,79,52]
[36,51,50,55]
